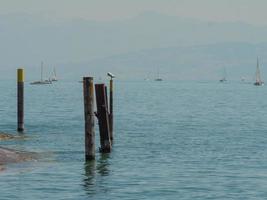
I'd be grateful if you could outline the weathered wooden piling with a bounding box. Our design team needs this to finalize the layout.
[104,85,109,115]
[109,79,113,142]
[95,84,111,153]
[104,85,110,138]
[83,77,95,160]
[17,68,24,132]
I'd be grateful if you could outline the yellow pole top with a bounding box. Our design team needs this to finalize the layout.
[17,68,24,82]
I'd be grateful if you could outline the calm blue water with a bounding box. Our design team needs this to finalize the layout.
[1,79,267,199]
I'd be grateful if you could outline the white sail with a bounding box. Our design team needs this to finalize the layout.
[51,67,58,81]
[254,57,264,86]
[30,62,52,85]
[220,67,227,82]
[155,68,163,81]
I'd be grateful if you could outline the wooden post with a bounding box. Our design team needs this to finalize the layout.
[95,84,111,153]
[104,85,111,139]
[109,79,113,142]
[104,85,109,116]
[83,77,95,161]
[17,68,24,132]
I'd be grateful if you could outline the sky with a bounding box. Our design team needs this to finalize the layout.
[0,0,267,80]
[0,0,267,25]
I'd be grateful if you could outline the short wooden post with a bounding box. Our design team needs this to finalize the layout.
[95,84,111,153]
[109,79,113,142]
[83,77,95,160]
[17,68,24,132]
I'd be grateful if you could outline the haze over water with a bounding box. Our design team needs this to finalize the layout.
[2,1,267,199]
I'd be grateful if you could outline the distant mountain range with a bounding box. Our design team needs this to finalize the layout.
[61,42,267,81]
[1,12,267,80]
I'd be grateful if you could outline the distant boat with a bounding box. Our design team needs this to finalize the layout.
[155,69,163,81]
[155,78,163,81]
[50,67,58,82]
[254,57,264,86]
[30,62,52,85]
[219,67,227,82]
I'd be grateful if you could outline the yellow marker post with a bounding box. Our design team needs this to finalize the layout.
[17,68,24,132]
[17,68,24,82]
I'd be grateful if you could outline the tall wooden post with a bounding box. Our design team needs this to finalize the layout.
[83,77,95,160]
[17,68,24,132]
[109,79,113,142]
[95,84,111,153]
[104,85,109,115]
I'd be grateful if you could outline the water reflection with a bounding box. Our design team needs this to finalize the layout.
[83,160,96,194]
[97,154,110,176]
[83,154,111,195]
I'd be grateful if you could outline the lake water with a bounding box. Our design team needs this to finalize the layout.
[1,80,267,199]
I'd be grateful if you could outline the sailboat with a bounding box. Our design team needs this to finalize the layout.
[50,67,58,82]
[254,57,264,86]
[219,67,227,82]
[30,62,52,85]
[154,69,163,81]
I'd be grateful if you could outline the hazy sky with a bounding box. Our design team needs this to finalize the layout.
[0,0,267,25]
